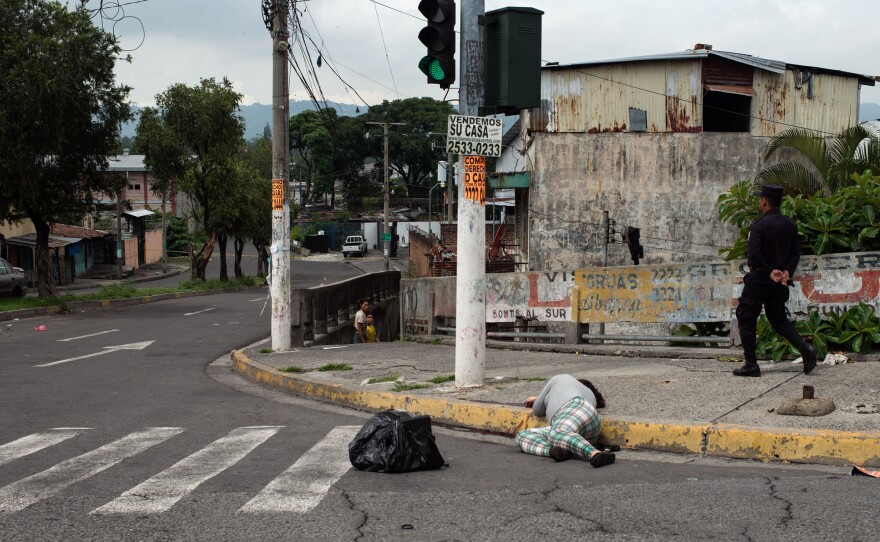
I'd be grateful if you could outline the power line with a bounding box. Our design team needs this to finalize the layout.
[372,1,399,99]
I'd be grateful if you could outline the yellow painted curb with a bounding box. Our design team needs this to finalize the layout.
[707,424,880,466]
[231,350,880,466]
[601,419,707,455]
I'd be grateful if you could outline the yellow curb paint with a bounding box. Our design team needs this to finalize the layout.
[707,424,880,466]
[231,350,880,466]
[600,419,706,455]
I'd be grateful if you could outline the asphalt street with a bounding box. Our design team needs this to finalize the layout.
[2,268,879,540]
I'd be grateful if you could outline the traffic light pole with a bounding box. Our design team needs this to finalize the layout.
[270,0,291,351]
[454,0,486,388]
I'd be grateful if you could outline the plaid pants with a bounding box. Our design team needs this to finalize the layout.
[515,396,601,459]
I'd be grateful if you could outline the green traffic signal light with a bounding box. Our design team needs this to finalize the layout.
[419,56,447,82]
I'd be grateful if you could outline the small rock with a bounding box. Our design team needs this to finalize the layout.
[777,397,835,416]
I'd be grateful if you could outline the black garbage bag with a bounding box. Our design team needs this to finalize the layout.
[348,410,446,473]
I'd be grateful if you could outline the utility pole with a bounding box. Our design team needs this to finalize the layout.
[454,0,486,388]
[116,188,123,279]
[270,0,291,351]
[366,121,405,271]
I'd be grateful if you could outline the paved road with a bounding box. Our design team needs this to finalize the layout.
[2,292,878,539]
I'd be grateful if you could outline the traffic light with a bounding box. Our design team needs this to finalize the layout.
[418,0,456,88]
[626,226,644,265]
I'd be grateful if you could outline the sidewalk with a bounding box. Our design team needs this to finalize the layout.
[53,261,187,292]
[233,339,880,467]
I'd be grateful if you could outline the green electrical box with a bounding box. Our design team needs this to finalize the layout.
[482,7,543,115]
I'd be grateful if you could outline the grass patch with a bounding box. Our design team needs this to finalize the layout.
[428,374,454,384]
[430,338,442,345]
[367,373,400,384]
[525,377,548,382]
[259,348,272,354]
[0,275,263,313]
[392,382,432,392]
[317,363,352,372]
[279,366,304,373]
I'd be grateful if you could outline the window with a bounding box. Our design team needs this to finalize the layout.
[128,183,141,190]
[703,89,752,133]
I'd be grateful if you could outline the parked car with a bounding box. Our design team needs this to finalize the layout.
[0,257,27,297]
[342,235,368,258]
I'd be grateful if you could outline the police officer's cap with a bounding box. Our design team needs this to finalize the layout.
[752,184,783,204]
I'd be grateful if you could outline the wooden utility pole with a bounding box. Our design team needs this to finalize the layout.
[270,0,291,351]
[366,121,405,271]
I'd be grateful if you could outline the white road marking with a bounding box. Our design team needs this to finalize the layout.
[0,427,182,514]
[92,426,282,515]
[249,298,265,302]
[0,429,87,467]
[34,341,155,368]
[239,425,358,514]
[184,308,215,316]
[57,330,120,342]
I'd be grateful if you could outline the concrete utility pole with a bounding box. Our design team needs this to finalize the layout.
[454,0,486,388]
[366,121,405,271]
[270,0,291,351]
[446,149,454,223]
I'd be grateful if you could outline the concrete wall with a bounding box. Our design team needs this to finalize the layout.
[528,131,767,271]
[144,229,162,265]
[402,251,880,340]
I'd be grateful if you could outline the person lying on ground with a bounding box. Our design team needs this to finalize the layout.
[515,374,615,468]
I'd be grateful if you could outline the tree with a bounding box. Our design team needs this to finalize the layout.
[136,107,188,272]
[289,110,333,204]
[758,125,880,196]
[362,97,454,196]
[147,78,245,280]
[0,0,131,297]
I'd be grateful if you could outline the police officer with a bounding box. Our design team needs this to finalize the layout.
[734,185,817,377]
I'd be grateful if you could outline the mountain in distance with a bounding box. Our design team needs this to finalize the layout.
[860,103,880,123]
[120,100,363,139]
[121,101,880,139]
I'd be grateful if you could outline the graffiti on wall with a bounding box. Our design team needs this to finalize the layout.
[485,271,575,322]
[734,252,880,317]
[573,263,734,323]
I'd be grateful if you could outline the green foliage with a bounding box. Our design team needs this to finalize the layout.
[316,363,352,372]
[258,348,272,354]
[670,322,730,346]
[0,0,132,296]
[279,366,304,373]
[392,382,432,392]
[756,303,880,360]
[428,375,455,384]
[754,315,799,362]
[717,171,880,259]
[758,126,880,196]
[430,338,443,345]
[367,373,400,384]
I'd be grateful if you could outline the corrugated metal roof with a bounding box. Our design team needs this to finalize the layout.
[544,48,876,81]
[4,233,82,248]
[105,154,147,172]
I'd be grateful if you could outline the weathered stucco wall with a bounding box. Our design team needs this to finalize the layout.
[528,131,768,271]
[402,252,880,339]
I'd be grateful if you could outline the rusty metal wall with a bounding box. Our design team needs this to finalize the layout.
[752,70,860,136]
[539,61,702,134]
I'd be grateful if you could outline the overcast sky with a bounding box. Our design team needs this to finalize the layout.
[88,0,880,109]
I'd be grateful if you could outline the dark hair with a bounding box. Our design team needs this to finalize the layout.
[359,299,370,307]
[578,378,606,409]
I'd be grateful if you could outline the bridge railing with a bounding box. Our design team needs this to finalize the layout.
[291,270,401,347]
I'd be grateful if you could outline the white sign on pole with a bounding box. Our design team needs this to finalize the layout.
[446,115,503,157]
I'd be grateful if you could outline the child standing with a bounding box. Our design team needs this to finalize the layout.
[365,313,380,343]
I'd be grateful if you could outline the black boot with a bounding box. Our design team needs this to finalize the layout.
[549,447,572,462]
[803,346,817,375]
[733,362,761,377]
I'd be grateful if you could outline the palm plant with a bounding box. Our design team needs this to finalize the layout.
[758,125,880,196]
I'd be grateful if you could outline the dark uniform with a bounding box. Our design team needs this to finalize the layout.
[735,188,816,376]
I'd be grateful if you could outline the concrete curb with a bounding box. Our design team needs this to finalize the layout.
[0,284,264,323]
[231,349,880,467]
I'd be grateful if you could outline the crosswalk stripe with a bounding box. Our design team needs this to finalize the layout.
[0,429,88,467]
[92,426,282,515]
[0,427,182,514]
[239,425,359,514]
